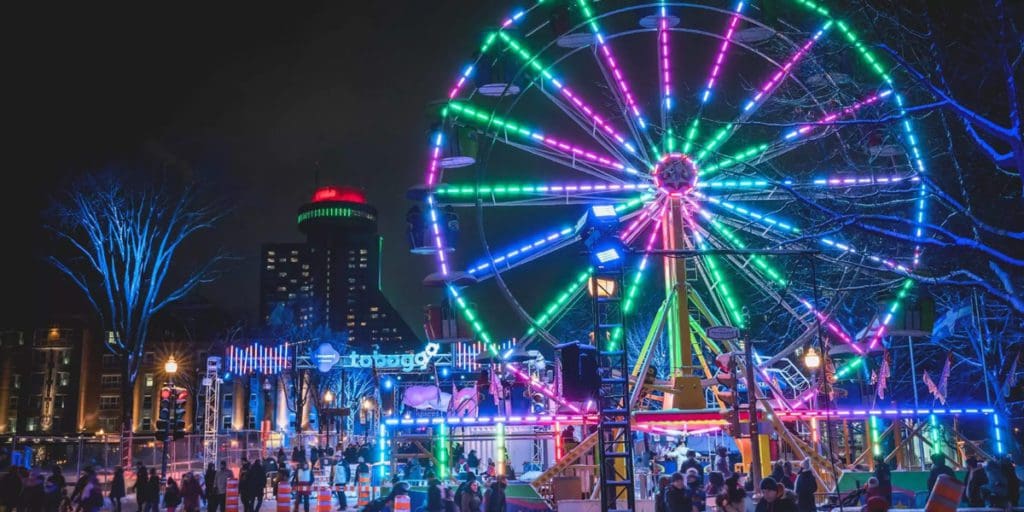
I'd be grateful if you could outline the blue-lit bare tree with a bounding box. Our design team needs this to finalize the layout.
[47,171,226,455]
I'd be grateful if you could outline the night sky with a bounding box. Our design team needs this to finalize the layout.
[4,2,521,330]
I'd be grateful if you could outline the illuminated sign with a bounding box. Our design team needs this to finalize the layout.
[335,343,441,372]
[313,343,341,373]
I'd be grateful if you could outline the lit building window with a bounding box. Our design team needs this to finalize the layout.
[145,374,154,387]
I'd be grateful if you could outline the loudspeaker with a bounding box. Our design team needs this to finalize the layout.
[559,342,600,402]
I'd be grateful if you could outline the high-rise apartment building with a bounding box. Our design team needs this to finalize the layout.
[259,186,418,348]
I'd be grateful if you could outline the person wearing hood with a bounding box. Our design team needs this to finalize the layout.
[665,472,695,512]
[680,451,704,485]
[716,474,748,512]
[656,476,672,512]
[484,476,507,512]
[755,477,798,512]
[685,469,705,512]
[794,459,817,512]
[984,459,1010,509]
[926,453,955,498]
[963,456,988,507]
[770,462,793,490]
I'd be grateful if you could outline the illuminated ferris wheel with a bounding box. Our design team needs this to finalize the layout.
[411,0,932,416]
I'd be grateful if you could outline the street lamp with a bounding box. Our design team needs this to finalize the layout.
[587,276,618,298]
[803,347,821,370]
[323,390,334,404]
[165,356,179,375]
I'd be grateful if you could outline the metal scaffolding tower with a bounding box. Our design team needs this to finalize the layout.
[593,269,635,512]
[202,356,222,466]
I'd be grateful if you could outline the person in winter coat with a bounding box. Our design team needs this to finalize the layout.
[163,478,181,512]
[715,474,748,512]
[331,455,350,511]
[755,477,798,512]
[109,467,126,512]
[1002,456,1020,507]
[144,469,160,512]
[203,464,217,512]
[22,472,47,512]
[0,465,24,512]
[292,462,314,512]
[134,465,150,512]
[680,451,704,485]
[963,457,988,507]
[864,478,885,502]
[181,473,202,512]
[713,447,732,479]
[771,462,794,491]
[984,459,1010,509]
[249,460,267,512]
[926,453,955,498]
[426,478,443,512]
[872,456,893,505]
[704,472,725,505]
[460,480,483,512]
[213,461,233,512]
[685,470,706,512]
[42,472,61,512]
[655,476,672,512]
[794,459,817,512]
[80,473,105,512]
[484,476,507,512]
[664,473,694,512]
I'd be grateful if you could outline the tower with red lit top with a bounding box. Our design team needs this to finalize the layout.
[259,186,418,348]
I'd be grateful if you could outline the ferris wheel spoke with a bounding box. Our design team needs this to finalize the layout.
[448,101,641,176]
[657,2,674,152]
[432,182,651,206]
[698,193,918,280]
[699,0,747,105]
[495,31,640,159]
[703,22,833,158]
[577,0,655,155]
[462,224,581,280]
[521,267,593,341]
[741,22,832,116]
[620,202,667,315]
[698,88,895,180]
[697,212,859,348]
[447,285,498,353]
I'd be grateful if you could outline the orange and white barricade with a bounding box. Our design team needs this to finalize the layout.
[315,486,332,512]
[393,495,411,512]
[225,479,240,512]
[356,475,371,508]
[276,480,292,512]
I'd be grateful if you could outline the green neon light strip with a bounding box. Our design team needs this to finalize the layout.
[630,295,671,376]
[870,416,881,456]
[448,285,497,354]
[682,118,701,155]
[695,233,745,328]
[615,193,655,214]
[698,143,770,178]
[702,214,788,286]
[525,268,594,336]
[434,183,652,197]
[694,124,734,164]
[297,206,375,224]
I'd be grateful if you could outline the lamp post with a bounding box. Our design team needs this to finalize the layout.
[161,356,178,483]
[322,390,334,447]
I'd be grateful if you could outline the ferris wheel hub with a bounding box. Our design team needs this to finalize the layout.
[652,153,699,197]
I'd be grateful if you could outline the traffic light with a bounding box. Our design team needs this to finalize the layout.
[173,388,188,440]
[156,386,172,441]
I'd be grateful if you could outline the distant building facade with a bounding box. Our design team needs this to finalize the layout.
[259,185,419,348]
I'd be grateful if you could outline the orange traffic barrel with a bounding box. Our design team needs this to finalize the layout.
[225,479,240,512]
[356,475,371,508]
[276,480,292,512]
[924,473,965,512]
[316,486,332,512]
[393,494,411,512]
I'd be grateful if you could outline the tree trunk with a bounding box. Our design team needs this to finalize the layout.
[120,364,135,469]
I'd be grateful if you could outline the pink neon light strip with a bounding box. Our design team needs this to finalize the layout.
[505,364,581,413]
[579,0,645,127]
[744,23,829,112]
[620,197,664,243]
[701,1,746,103]
[659,7,672,113]
[785,90,892,139]
[556,82,635,152]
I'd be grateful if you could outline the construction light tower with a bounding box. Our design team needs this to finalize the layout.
[202,356,222,466]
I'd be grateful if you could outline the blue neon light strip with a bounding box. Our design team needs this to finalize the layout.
[467,227,576,274]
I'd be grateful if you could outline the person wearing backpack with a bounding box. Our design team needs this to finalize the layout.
[163,478,181,512]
